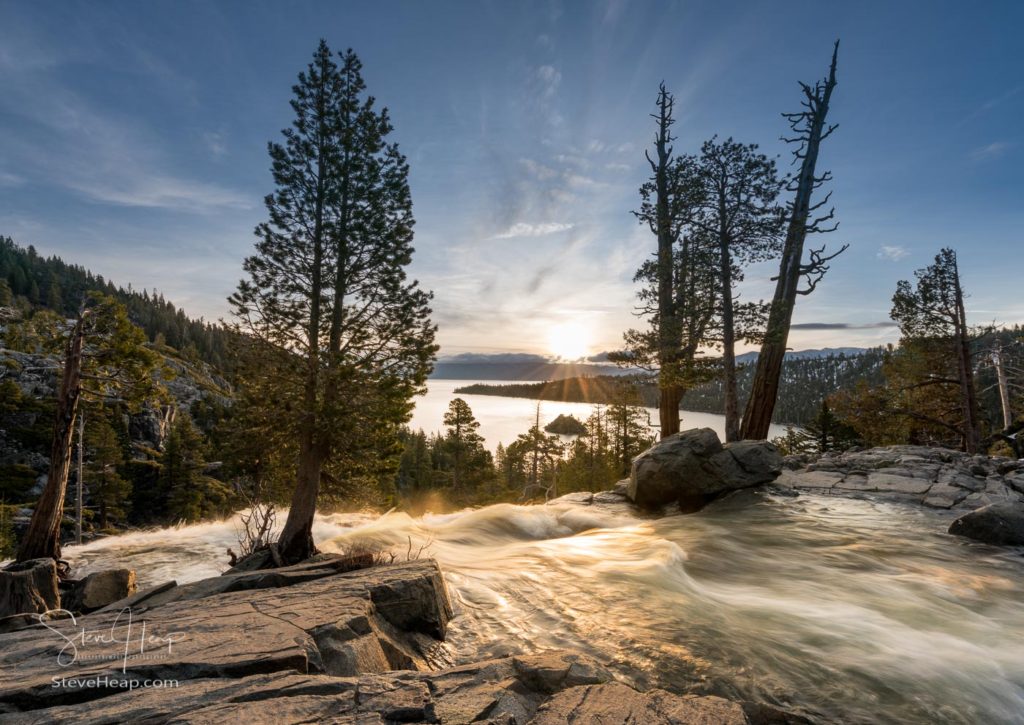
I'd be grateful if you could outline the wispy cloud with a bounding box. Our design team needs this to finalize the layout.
[0,170,24,187]
[0,33,249,213]
[203,131,228,159]
[494,222,574,239]
[970,141,1012,161]
[960,85,1023,126]
[535,65,561,99]
[877,245,909,261]
[69,176,250,210]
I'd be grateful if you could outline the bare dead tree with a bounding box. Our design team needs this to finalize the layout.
[233,477,278,558]
[614,85,719,438]
[741,40,848,440]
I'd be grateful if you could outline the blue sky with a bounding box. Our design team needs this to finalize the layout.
[1,0,1021,358]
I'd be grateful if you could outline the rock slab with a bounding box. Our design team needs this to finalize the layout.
[0,556,757,724]
[778,445,1024,515]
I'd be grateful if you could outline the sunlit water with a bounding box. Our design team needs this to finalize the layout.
[409,379,789,450]
[65,492,1024,724]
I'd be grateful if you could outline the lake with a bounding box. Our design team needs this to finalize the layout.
[408,379,789,450]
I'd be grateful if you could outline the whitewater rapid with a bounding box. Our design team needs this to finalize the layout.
[64,492,1024,724]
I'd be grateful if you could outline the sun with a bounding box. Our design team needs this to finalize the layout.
[547,320,592,361]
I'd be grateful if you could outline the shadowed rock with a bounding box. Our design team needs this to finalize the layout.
[0,559,59,620]
[62,569,137,613]
[627,428,782,511]
[0,559,453,713]
[949,501,1024,546]
[777,445,1024,516]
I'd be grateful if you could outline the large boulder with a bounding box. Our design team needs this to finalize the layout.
[948,501,1024,546]
[628,428,782,511]
[64,569,137,613]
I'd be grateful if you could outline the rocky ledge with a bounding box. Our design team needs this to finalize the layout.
[554,433,1024,549]
[776,445,1024,512]
[0,556,756,724]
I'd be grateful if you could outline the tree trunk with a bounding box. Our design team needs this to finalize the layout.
[0,559,60,617]
[659,384,682,439]
[276,68,331,565]
[742,44,838,440]
[75,410,84,545]
[992,345,1013,430]
[278,428,323,563]
[719,231,739,442]
[17,315,87,564]
[650,86,682,440]
[953,262,982,453]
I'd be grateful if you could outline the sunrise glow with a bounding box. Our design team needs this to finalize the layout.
[546,320,592,361]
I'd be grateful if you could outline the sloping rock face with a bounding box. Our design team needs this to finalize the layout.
[533,681,748,725]
[0,557,754,724]
[628,428,783,512]
[777,445,1024,513]
[0,650,751,724]
[948,501,1024,545]
[0,559,454,714]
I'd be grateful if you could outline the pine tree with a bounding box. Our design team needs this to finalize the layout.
[84,413,131,528]
[613,85,718,437]
[443,398,484,490]
[230,41,437,562]
[689,138,784,441]
[397,429,433,495]
[162,414,232,522]
[15,294,161,563]
[890,248,983,451]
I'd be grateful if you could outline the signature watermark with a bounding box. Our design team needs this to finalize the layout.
[51,675,179,690]
[36,608,187,673]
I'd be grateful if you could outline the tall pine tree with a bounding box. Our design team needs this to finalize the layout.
[231,41,436,563]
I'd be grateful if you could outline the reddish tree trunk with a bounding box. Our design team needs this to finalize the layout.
[16,316,87,564]
[659,385,682,439]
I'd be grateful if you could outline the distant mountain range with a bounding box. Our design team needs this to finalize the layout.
[431,348,869,381]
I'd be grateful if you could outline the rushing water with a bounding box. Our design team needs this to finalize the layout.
[408,379,789,450]
[65,491,1024,724]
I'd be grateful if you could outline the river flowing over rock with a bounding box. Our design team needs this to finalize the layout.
[5,444,1024,723]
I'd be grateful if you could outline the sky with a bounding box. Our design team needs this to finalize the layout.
[1,0,1021,360]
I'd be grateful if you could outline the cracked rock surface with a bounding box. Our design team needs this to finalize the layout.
[776,445,1024,512]
[0,557,757,724]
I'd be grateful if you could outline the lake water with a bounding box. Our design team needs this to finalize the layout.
[408,379,788,449]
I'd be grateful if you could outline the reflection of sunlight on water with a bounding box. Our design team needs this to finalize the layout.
[65,492,1024,724]
[408,379,789,451]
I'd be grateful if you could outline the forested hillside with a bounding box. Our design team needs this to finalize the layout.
[0,237,235,369]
